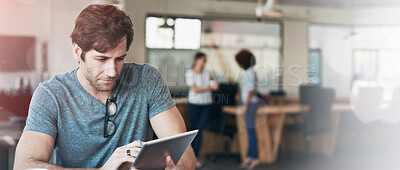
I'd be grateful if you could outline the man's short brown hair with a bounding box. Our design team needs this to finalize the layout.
[71,4,134,61]
[235,49,256,70]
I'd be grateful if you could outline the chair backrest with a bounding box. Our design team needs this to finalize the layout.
[353,86,383,123]
[213,83,238,106]
[299,85,321,105]
[206,83,238,136]
[305,87,336,134]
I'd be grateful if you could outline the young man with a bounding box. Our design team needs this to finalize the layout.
[13,4,195,170]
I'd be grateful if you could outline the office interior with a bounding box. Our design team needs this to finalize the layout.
[1,0,400,169]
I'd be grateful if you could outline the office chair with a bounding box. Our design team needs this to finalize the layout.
[286,86,336,154]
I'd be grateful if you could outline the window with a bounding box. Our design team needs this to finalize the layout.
[353,49,378,81]
[174,18,201,49]
[145,16,201,49]
[146,17,174,48]
[308,49,322,84]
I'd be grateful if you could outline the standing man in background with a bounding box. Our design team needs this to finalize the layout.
[14,4,195,170]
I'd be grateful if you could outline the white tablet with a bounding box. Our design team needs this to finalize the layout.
[130,130,198,169]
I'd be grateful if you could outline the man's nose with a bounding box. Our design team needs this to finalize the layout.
[104,61,117,77]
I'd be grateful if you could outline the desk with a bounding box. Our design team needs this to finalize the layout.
[223,103,352,164]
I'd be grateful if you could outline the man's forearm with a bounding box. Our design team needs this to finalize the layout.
[191,86,210,93]
[15,159,98,170]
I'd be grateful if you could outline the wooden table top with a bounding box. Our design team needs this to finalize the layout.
[223,103,353,115]
[283,95,350,103]
[174,95,350,105]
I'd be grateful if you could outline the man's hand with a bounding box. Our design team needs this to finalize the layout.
[165,155,177,170]
[209,83,219,91]
[100,141,143,170]
[151,107,197,170]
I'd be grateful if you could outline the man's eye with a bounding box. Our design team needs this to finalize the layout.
[116,58,124,61]
[98,58,107,61]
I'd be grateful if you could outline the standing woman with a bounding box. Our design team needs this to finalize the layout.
[185,52,219,167]
[235,49,261,169]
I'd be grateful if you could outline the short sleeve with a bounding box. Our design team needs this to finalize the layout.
[24,84,58,139]
[147,66,176,119]
[185,70,194,86]
[246,70,256,91]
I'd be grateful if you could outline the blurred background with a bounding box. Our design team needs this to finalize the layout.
[1,0,400,169]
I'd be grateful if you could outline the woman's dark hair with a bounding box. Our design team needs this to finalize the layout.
[70,4,134,61]
[235,49,256,69]
[192,52,206,68]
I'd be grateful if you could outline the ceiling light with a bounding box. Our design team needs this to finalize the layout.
[345,27,362,40]
[159,17,174,29]
[255,0,283,18]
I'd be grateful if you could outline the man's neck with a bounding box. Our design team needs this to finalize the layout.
[76,68,111,105]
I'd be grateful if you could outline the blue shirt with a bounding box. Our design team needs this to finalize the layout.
[24,63,175,168]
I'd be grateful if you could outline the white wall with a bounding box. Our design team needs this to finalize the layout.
[48,0,92,78]
[310,25,353,95]
[0,0,51,91]
[0,0,92,91]
[282,21,308,95]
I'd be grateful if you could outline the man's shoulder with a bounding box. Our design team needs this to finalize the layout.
[123,62,158,71]
[38,69,77,95]
[123,63,162,78]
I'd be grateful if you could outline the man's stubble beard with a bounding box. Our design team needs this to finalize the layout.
[83,69,117,92]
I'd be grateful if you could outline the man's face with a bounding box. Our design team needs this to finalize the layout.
[75,39,127,92]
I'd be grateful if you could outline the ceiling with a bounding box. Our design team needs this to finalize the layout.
[279,0,400,9]
[216,0,400,9]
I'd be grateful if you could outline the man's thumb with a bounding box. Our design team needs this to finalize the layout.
[165,156,175,169]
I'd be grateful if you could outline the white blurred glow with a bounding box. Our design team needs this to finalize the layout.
[350,81,381,123]
[146,17,173,49]
[174,18,201,49]
[350,80,400,124]
[312,25,400,123]
[166,18,174,26]
[345,29,362,41]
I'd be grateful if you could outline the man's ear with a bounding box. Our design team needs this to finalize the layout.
[72,43,83,63]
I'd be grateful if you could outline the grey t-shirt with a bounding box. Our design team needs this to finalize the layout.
[24,63,175,168]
